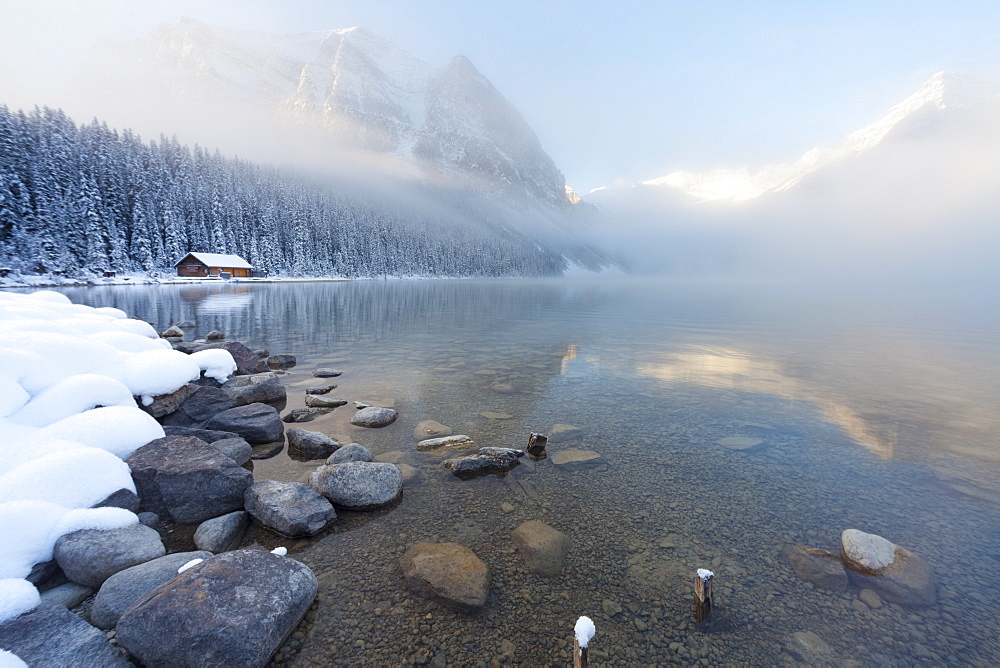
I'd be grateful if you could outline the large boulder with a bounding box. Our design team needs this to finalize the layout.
[310,462,403,510]
[54,523,165,588]
[90,550,213,630]
[0,604,132,667]
[116,549,318,667]
[399,542,489,612]
[163,385,236,425]
[350,406,398,428]
[325,442,372,464]
[443,447,524,479]
[286,428,340,461]
[511,521,572,577]
[193,341,268,375]
[840,529,937,605]
[221,372,287,409]
[783,545,848,591]
[203,403,284,445]
[194,510,249,553]
[127,436,254,523]
[245,480,336,537]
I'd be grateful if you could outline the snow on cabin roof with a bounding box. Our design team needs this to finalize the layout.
[176,253,253,269]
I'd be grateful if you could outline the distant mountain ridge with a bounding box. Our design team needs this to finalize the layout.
[88,19,569,207]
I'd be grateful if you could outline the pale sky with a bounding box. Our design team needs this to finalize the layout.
[1,0,999,193]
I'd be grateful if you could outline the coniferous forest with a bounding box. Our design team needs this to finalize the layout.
[0,105,574,278]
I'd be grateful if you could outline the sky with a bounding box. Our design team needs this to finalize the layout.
[1,0,999,193]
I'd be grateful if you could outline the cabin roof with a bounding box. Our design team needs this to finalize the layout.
[175,252,254,269]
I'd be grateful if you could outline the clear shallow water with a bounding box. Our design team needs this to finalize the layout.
[53,279,999,665]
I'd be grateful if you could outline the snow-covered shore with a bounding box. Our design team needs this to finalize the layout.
[0,290,237,623]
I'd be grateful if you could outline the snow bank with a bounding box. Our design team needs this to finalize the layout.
[0,290,237,623]
[0,648,28,668]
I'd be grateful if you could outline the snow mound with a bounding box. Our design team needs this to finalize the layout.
[574,615,595,649]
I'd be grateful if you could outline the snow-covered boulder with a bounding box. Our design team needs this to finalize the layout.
[310,462,403,510]
[127,436,254,523]
[192,342,268,376]
[511,521,572,577]
[0,604,132,667]
[90,550,213,630]
[194,511,249,553]
[54,523,165,588]
[286,428,340,461]
[443,447,524,479]
[244,480,336,537]
[399,542,490,612]
[115,549,318,667]
[840,529,937,605]
[203,403,284,445]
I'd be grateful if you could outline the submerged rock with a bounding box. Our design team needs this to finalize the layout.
[547,424,583,443]
[310,461,403,510]
[783,545,848,591]
[245,480,336,537]
[351,406,398,428]
[550,448,605,471]
[443,447,524,479]
[413,419,452,440]
[716,436,764,451]
[840,529,937,605]
[511,521,572,577]
[399,542,490,611]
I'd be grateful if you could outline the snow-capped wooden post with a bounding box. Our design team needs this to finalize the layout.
[526,432,548,460]
[574,616,595,668]
[693,569,714,622]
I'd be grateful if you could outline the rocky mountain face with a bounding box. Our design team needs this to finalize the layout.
[87,19,569,207]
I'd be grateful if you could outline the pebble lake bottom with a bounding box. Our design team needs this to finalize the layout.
[55,278,999,666]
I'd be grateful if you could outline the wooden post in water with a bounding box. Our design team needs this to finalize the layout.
[693,569,714,622]
[573,616,594,668]
[527,432,548,461]
[573,637,588,668]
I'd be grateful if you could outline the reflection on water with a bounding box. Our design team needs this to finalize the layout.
[49,279,1000,665]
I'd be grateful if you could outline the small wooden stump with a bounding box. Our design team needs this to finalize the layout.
[573,636,588,668]
[693,569,714,622]
[527,432,548,461]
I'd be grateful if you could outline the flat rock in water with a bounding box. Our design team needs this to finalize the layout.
[203,402,284,444]
[443,447,524,479]
[326,442,372,464]
[785,631,832,664]
[304,395,348,409]
[511,520,572,577]
[547,424,583,443]
[840,529,937,605]
[550,449,605,471]
[399,542,490,612]
[90,550,212,630]
[396,463,419,484]
[305,385,336,395]
[245,480,336,537]
[413,419,452,440]
[283,407,323,423]
[416,434,475,451]
[312,368,342,377]
[54,523,165,588]
[127,436,254,523]
[115,549,318,668]
[351,406,398,428]
[782,545,848,591]
[194,510,249,553]
[716,436,764,451]
[310,461,403,509]
[286,428,340,461]
[221,371,286,409]
[0,604,132,667]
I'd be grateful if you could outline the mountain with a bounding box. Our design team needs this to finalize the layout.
[84,19,569,208]
[608,72,1000,204]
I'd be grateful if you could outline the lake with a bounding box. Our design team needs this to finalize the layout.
[54,278,999,665]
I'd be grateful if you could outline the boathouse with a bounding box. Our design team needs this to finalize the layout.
[174,252,254,278]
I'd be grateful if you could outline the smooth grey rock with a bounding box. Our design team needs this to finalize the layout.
[90,551,212,630]
[416,434,474,451]
[312,368,342,377]
[511,521,572,577]
[94,488,140,513]
[38,582,92,609]
[303,395,348,409]
[203,403,284,445]
[325,442,372,464]
[205,330,225,341]
[245,480,336,537]
[305,385,336,395]
[209,437,252,466]
[54,523,165,588]
[547,424,583,443]
[400,542,489,611]
[840,529,937,605]
[267,354,297,369]
[783,545,848,591]
[116,550,318,667]
[443,447,524,479]
[160,326,183,338]
[140,384,194,419]
[161,426,238,442]
[286,428,341,461]
[222,371,286,409]
[350,406,398,428]
[0,603,132,667]
[194,511,249,553]
[127,436,254,523]
[310,461,403,510]
[137,512,160,530]
[193,341,267,375]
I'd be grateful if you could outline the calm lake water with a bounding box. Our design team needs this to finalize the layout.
[54,279,1000,665]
